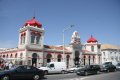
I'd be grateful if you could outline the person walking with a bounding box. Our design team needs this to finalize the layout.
[9,62,13,69]
[5,62,9,70]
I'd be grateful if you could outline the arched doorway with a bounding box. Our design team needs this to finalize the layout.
[88,55,90,65]
[66,55,70,68]
[57,54,62,62]
[93,56,95,64]
[74,51,80,65]
[83,55,86,65]
[32,53,38,67]
[46,54,52,63]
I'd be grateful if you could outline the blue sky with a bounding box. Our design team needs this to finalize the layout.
[0,0,120,48]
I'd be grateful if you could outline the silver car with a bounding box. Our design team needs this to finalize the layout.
[116,63,120,71]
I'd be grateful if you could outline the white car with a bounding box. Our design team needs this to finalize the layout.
[39,62,67,74]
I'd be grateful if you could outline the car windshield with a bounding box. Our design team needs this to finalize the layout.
[82,65,89,68]
[9,66,19,70]
[103,62,112,65]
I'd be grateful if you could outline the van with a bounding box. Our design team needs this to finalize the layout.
[39,62,67,74]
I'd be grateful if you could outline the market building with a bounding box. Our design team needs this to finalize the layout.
[0,17,120,68]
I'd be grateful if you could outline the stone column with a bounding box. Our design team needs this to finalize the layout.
[25,29,30,45]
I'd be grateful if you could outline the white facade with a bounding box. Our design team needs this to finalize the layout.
[101,48,120,65]
[1,17,119,68]
[101,44,120,65]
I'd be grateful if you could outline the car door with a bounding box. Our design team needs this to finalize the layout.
[86,65,92,74]
[11,66,27,80]
[89,65,94,74]
[24,66,36,79]
[48,63,56,73]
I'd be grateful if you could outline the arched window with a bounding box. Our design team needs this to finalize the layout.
[15,53,17,58]
[31,33,35,44]
[91,46,94,52]
[10,54,13,58]
[36,35,40,44]
[46,54,52,63]
[21,32,26,44]
[6,54,8,58]
[57,54,62,62]
[3,55,5,58]
[20,53,23,58]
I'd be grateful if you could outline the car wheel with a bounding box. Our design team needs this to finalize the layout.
[33,74,40,80]
[97,71,100,74]
[107,70,110,72]
[114,69,116,72]
[84,72,88,76]
[73,70,76,73]
[61,70,65,74]
[44,70,48,75]
[2,75,9,80]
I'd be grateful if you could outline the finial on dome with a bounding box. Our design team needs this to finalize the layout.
[33,16,35,19]
[91,35,93,38]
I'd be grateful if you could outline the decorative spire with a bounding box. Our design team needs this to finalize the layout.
[70,31,81,45]
[33,16,35,19]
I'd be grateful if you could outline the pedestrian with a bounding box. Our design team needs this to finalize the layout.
[9,62,13,69]
[5,62,9,70]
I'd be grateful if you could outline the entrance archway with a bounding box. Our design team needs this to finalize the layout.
[46,54,52,63]
[88,55,90,65]
[83,55,86,65]
[74,51,80,65]
[32,53,38,67]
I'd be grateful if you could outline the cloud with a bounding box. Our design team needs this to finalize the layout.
[0,40,17,48]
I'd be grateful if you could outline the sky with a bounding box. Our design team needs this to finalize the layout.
[0,0,120,48]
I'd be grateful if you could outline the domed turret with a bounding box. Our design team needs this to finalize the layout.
[24,17,42,28]
[87,35,98,43]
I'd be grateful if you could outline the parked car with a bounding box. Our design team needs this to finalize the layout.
[0,65,44,80]
[100,62,116,72]
[39,62,67,74]
[67,65,83,73]
[76,65,101,76]
[116,63,120,71]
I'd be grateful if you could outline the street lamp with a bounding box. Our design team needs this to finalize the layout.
[62,25,74,62]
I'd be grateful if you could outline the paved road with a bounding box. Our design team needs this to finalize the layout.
[42,71,120,80]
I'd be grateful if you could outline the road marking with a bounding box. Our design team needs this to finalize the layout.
[59,77,89,80]
[80,77,89,80]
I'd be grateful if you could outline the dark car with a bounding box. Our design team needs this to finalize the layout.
[76,65,101,76]
[116,63,120,71]
[0,65,44,80]
[101,62,116,72]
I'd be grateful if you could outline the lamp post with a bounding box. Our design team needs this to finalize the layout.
[62,25,74,62]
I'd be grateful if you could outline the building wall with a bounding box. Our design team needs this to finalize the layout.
[101,49,120,65]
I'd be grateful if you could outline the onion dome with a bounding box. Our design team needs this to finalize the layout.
[87,35,98,43]
[24,17,42,28]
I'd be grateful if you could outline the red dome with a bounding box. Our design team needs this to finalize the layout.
[87,35,98,43]
[24,17,42,28]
